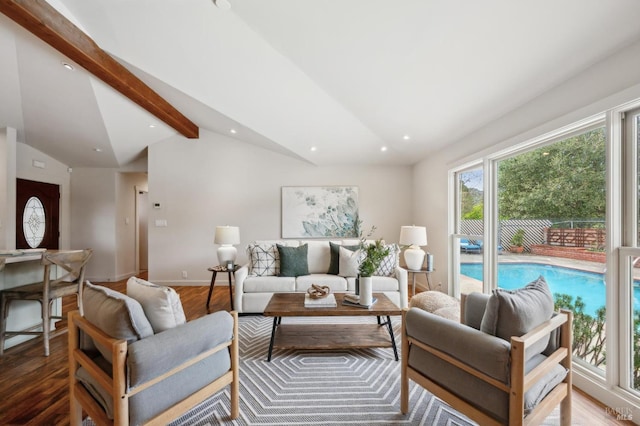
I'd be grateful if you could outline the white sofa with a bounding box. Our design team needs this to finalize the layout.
[234,239,408,313]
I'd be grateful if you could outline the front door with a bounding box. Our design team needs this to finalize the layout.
[16,178,59,249]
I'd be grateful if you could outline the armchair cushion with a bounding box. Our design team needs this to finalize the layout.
[406,308,511,383]
[83,281,153,362]
[277,243,309,277]
[126,277,186,333]
[480,276,553,358]
[127,311,234,389]
[76,356,114,418]
[463,292,490,329]
[524,354,568,414]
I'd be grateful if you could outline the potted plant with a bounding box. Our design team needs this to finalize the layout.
[510,229,525,253]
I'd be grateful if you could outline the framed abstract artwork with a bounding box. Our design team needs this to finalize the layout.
[281,186,359,238]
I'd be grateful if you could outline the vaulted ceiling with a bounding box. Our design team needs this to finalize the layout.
[2,0,640,168]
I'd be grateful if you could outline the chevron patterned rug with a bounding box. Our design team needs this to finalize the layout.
[169,315,477,426]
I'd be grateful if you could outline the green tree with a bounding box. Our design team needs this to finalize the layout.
[463,203,483,219]
[498,129,605,219]
[459,170,483,219]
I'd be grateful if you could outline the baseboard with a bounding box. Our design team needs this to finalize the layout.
[152,280,212,286]
[86,271,137,283]
[573,366,639,422]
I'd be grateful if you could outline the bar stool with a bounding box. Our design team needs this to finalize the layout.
[0,249,92,356]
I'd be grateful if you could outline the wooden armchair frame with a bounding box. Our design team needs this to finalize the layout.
[68,310,239,426]
[401,302,573,426]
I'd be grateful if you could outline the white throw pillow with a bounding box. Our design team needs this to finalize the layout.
[126,277,186,333]
[339,246,362,277]
[247,243,279,276]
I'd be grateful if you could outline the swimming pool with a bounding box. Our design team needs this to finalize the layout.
[460,262,635,317]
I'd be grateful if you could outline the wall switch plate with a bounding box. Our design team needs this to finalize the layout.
[154,219,168,227]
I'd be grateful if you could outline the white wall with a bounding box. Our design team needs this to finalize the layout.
[148,129,413,284]
[414,39,640,293]
[16,142,71,249]
[0,128,16,249]
[116,172,147,280]
[70,168,117,281]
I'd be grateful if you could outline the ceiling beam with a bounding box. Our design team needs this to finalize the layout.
[0,0,199,139]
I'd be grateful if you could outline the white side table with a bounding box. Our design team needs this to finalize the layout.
[407,267,432,295]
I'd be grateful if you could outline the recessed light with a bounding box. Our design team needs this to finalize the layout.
[93,148,102,152]
[403,135,410,140]
[149,124,156,128]
[310,146,317,152]
[380,146,388,152]
[230,129,237,134]
[62,62,74,71]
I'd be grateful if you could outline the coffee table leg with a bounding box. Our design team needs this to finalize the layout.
[267,316,279,361]
[384,315,399,361]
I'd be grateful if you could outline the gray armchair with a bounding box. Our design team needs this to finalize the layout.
[401,285,572,426]
[68,282,239,425]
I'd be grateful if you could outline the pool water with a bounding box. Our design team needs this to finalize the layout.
[460,262,638,317]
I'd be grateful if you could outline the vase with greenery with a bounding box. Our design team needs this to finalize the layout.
[357,233,389,305]
[358,239,390,277]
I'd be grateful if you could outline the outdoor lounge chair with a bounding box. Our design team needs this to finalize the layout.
[460,239,482,253]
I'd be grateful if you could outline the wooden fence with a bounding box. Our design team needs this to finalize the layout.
[545,227,605,249]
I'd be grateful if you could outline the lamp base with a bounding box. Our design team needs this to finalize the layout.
[217,245,237,266]
[404,246,425,271]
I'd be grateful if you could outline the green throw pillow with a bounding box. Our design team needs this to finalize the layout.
[277,243,309,277]
[328,242,360,275]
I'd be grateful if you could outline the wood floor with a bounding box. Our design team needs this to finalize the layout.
[0,276,628,425]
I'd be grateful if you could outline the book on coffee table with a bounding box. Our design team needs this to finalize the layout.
[342,297,378,308]
[304,293,337,307]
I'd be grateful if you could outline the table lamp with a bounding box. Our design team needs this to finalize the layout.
[214,226,240,266]
[399,225,428,270]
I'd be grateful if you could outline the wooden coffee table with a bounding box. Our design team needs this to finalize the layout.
[263,292,402,361]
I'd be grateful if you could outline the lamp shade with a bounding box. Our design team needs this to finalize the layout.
[214,226,240,245]
[399,226,427,247]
